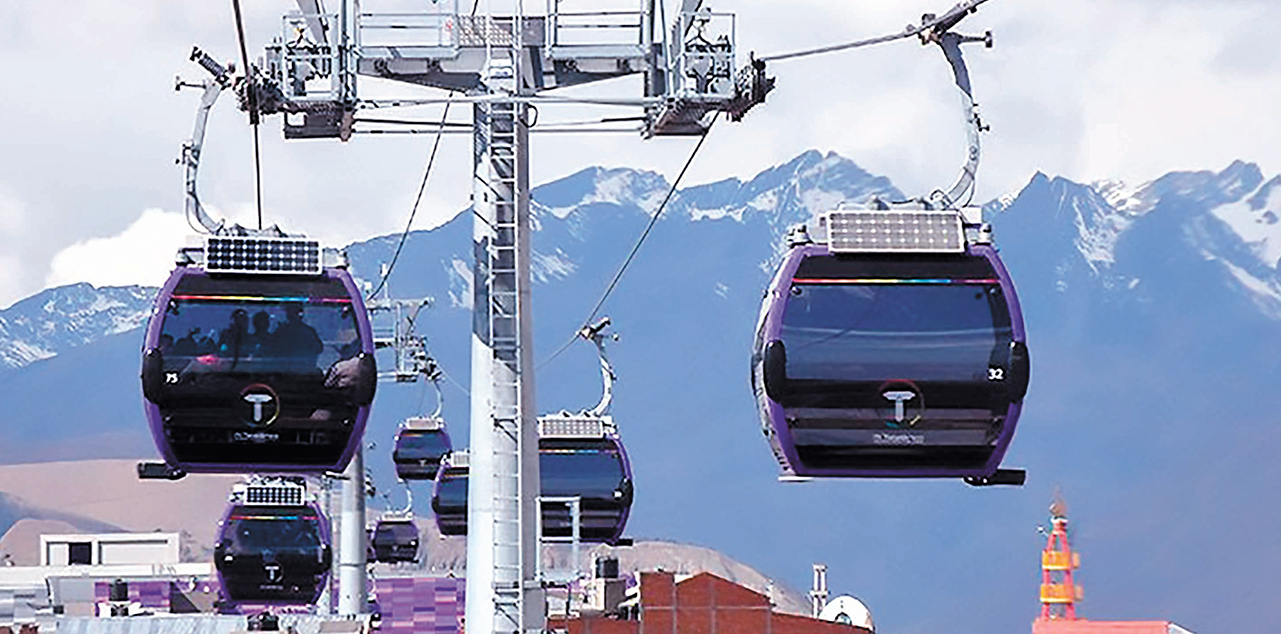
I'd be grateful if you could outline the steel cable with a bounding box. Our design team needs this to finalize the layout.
[538,112,721,369]
[757,0,994,63]
[367,98,454,299]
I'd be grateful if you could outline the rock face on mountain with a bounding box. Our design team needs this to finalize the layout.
[1,151,1279,633]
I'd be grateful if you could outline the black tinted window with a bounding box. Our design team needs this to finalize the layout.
[541,449,625,499]
[225,507,323,552]
[160,300,359,374]
[396,432,451,457]
[781,283,1011,382]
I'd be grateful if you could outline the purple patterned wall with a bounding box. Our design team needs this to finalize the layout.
[374,577,465,634]
[92,581,171,610]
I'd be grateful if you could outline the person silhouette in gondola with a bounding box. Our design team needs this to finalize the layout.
[248,310,274,357]
[173,329,200,357]
[274,303,324,371]
[217,308,252,369]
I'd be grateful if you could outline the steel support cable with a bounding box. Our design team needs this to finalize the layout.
[367,99,454,299]
[250,126,264,230]
[231,0,264,230]
[354,117,474,128]
[355,127,642,135]
[756,0,994,62]
[538,112,720,370]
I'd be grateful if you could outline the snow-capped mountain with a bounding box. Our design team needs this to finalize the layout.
[530,150,900,237]
[2,151,1281,634]
[0,283,154,371]
[993,160,1281,324]
[666,150,901,227]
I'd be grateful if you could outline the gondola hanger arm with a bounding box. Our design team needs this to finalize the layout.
[178,47,232,235]
[579,318,619,418]
[756,0,996,63]
[926,29,991,209]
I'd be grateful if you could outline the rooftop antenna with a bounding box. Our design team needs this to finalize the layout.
[810,563,829,618]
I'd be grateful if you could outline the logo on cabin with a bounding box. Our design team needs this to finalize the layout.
[878,380,923,427]
[239,384,280,427]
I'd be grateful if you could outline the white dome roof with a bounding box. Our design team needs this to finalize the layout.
[819,595,874,631]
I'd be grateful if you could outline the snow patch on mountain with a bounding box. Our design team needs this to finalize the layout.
[990,191,1019,214]
[0,340,53,368]
[1205,251,1281,318]
[447,257,473,309]
[688,204,745,222]
[0,283,154,371]
[1211,175,1281,269]
[1050,178,1158,274]
[539,167,670,218]
[799,188,849,221]
[1092,178,1155,215]
[679,151,902,232]
[532,249,577,284]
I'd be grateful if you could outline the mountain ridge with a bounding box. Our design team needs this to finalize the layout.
[3,151,1281,632]
[6,153,1281,374]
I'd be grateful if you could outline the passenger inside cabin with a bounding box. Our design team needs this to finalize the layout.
[173,327,211,357]
[274,303,324,371]
[158,333,174,355]
[324,340,363,389]
[249,310,274,356]
[217,309,252,366]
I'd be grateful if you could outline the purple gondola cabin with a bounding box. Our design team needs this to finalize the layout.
[752,208,1029,484]
[141,236,376,473]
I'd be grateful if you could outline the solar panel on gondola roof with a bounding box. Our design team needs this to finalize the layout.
[205,236,321,274]
[826,210,965,253]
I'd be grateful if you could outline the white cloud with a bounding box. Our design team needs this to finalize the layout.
[45,209,191,289]
[3,0,1281,306]
[0,184,26,237]
[0,184,37,309]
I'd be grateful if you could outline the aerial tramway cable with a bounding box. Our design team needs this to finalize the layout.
[230,0,264,230]
[539,112,721,369]
[367,98,455,299]
[756,0,994,63]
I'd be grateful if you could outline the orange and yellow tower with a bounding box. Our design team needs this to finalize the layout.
[1038,493,1082,621]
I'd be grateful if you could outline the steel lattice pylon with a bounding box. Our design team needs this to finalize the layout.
[219,2,772,632]
[468,91,544,634]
